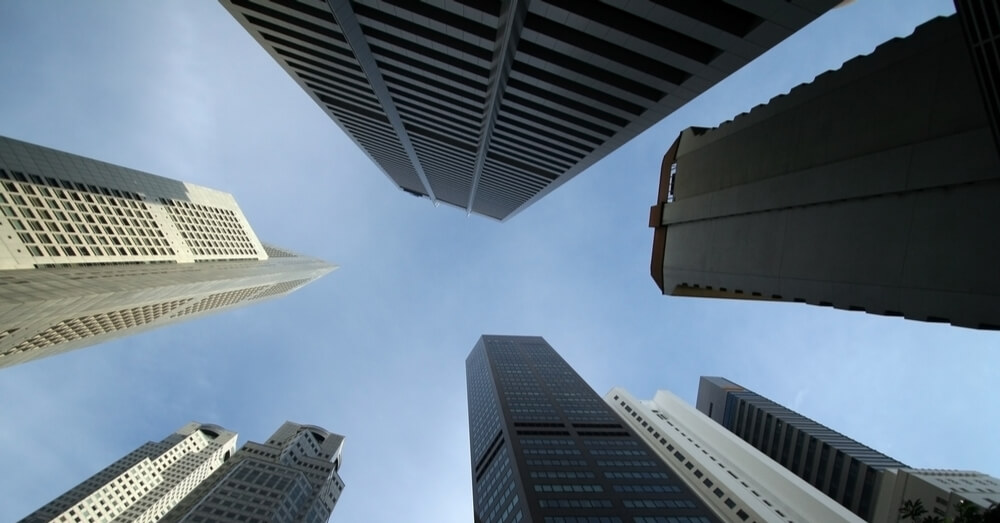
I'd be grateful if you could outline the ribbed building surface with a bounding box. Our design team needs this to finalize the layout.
[220,0,839,220]
[0,135,334,368]
[164,422,345,523]
[696,377,906,521]
[466,335,719,523]
[955,0,1000,150]
[20,423,238,523]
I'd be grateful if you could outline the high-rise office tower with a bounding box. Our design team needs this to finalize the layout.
[164,421,345,523]
[466,335,719,523]
[696,377,906,521]
[220,0,839,220]
[648,13,1000,329]
[20,422,238,523]
[607,387,864,523]
[0,135,334,369]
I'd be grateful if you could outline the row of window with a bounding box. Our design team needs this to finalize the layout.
[529,471,595,479]
[622,499,697,509]
[521,438,575,446]
[538,499,613,508]
[523,448,580,455]
[588,449,647,456]
[534,484,603,493]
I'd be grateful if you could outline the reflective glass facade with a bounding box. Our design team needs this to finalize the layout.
[466,335,719,523]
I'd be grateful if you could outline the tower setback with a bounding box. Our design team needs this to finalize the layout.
[164,422,345,523]
[0,135,334,369]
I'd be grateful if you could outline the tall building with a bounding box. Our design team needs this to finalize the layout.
[696,377,906,521]
[0,135,334,369]
[466,335,719,523]
[219,0,840,220]
[648,13,1000,329]
[20,422,238,523]
[607,387,864,523]
[871,468,1000,521]
[164,421,346,523]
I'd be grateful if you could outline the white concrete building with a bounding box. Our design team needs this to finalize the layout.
[0,135,334,368]
[871,468,1000,521]
[164,422,346,523]
[607,387,864,523]
[19,423,238,523]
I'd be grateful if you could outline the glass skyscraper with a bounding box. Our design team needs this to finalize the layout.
[466,335,718,523]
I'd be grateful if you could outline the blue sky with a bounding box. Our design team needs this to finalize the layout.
[0,1,997,522]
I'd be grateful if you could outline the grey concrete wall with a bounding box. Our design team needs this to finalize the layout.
[656,16,1000,329]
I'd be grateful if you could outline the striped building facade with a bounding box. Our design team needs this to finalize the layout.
[220,0,839,220]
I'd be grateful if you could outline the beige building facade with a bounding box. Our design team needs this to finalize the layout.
[20,423,238,523]
[0,135,334,368]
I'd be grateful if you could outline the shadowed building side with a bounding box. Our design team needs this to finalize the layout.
[649,14,1000,329]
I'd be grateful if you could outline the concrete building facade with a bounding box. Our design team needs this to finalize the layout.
[0,135,334,369]
[164,422,346,523]
[220,0,839,220]
[648,14,1000,329]
[607,387,864,523]
[871,468,1000,521]
[696,377,906,521]
[20,422,238,523]
[466,335,719,523]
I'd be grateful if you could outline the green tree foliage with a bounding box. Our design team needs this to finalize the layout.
[899,498,1000,523]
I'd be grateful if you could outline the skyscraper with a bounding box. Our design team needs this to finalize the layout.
[870,468,1000,521]
[648,13,1000,329]
[607,387,864,523]
[219,0,839,220]
[164,422,345,523]
[20,422,238,523]
[466,335,719,523]
[696,377,906,521]
[0,135,334,369]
